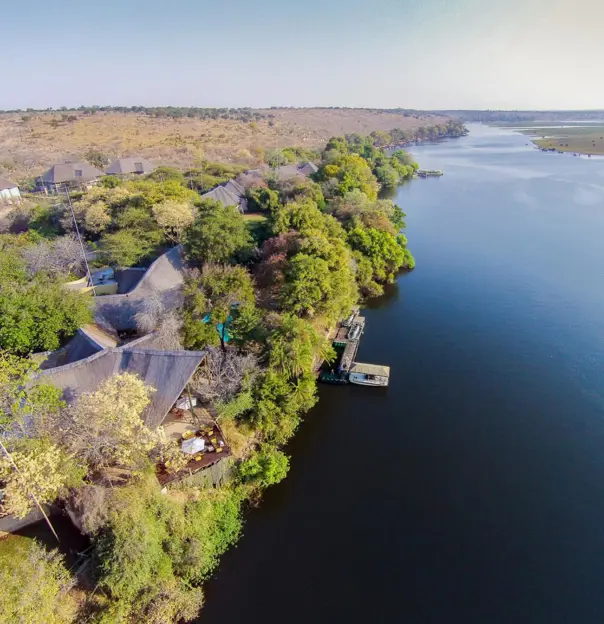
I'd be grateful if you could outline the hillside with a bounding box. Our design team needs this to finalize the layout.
[0,108,449,181]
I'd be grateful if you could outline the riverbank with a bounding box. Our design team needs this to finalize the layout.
[200,123,604,624]
[517,124,604,155]
[0,128,420,623]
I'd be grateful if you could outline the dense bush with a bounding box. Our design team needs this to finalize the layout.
[93,478,243,622]
[0,538,77,624]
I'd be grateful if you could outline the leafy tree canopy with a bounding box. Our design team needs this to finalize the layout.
[99,228,162,267]
[183,264,256,350]
[0,438,85,518]
[185,200,253,265]
[319,152,379,200]
[238,446,289,488]
[0,538,77,624]
[0,278,92,355]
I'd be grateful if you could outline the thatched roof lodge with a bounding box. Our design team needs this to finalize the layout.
[37,341,206,429]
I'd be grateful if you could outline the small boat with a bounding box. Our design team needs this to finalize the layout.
[347,323,362,341]
[348,363,390,387]
[417,170,443,178]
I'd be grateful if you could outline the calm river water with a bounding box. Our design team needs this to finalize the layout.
[201,125,604,623]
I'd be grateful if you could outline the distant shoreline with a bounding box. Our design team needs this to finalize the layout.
[512,123,604,156]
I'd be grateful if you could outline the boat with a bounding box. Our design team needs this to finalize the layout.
[417,170,443,178]
[341,306,360,327]
[347,323,362,341]
[347,363,390,387]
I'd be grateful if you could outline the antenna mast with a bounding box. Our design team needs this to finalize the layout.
[64,184,96,296]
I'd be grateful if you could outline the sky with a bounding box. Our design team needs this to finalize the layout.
[1,0,603,110]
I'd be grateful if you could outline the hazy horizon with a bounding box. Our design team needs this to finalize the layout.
[3,0,602,111]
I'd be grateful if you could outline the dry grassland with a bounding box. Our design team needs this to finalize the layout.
[0,109,448,180]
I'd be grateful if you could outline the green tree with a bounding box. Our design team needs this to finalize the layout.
[0,351,64,437]
[84,149,110,169]
[238,446,289,488]
[246,186,280,214]
[319,153,379,200]
[185,200,253,265]
[370,130,392,148]
[100,229,161,267]
[145,166,186,185]
[63,373,156,470]
[183,264,256,350]
[0,538,78,624]
[281,253,332,317]
[124,177,198,207]
[0,234,31,284]
[267,314,332,380]
[348,224,409,283]
[392,149,418,169]
[92,478,242,622]
[0,280,92,355]
[251,370,317,444]
[0,439,85,518]
[375,164,400,188]
[269,198,327,236]
[151,200,195,242]
[265,148,288,169]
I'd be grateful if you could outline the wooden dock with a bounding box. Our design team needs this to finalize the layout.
[416,169,443,178]
[319,310,390,386]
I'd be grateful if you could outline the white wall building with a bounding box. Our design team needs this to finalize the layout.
[0,177,21,204]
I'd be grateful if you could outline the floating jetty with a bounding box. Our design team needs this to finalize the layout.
[320,308,390,387]
[416,169,443,178]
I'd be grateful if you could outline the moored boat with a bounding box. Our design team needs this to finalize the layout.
[348,363,390,387]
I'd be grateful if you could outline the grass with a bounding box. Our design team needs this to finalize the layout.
[0,109,449,182]
[242,213,267,222]
[519,125,604,155]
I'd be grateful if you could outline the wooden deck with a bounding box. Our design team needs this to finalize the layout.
[156,408,231,487]
[320,310,390,384]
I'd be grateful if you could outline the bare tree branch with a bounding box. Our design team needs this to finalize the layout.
[134,292,183,350]
[21,235,85,278]
[190,347,258,403]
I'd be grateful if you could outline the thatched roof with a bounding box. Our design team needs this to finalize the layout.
[106,158,155,175]
[95,246,185,331]
[0,177,18,190]
[200,183,247,213]
[37,345,206,429]
[38,323,119,370]
[223,179,245,198]
[41,162,104,184]
[200,185,240,207]
[299,161,318,175]
[348,362,390,377]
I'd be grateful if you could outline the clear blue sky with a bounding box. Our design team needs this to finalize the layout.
[3,0,602,110]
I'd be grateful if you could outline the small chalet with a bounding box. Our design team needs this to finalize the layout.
[94,245,186,332]
[39,162,104,192]
[0,177,21,204]
[36,340,232,488]
[37,343,206,429]
[299,161,318,176]
[106,157,155,176]
[200,178,247,213]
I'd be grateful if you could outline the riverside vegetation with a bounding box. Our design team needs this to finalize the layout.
[0,127,453,622]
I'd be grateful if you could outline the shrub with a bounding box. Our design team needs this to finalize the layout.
[0,538,78,624]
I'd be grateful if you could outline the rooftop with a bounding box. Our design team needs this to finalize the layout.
[0,177,17,190]
[95,245,186,331]
[36,345,206,429]
[348,362,390,377]
[40,162,104,184]
[106,157,155,175]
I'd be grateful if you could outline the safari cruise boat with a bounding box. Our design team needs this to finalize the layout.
[348,363,390,387]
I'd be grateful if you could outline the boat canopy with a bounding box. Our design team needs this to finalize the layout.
[349,362,390,377]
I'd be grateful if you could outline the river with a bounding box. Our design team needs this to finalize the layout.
[201,124,604,623]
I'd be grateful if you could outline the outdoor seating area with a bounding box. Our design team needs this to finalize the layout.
[157,406,231,486]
